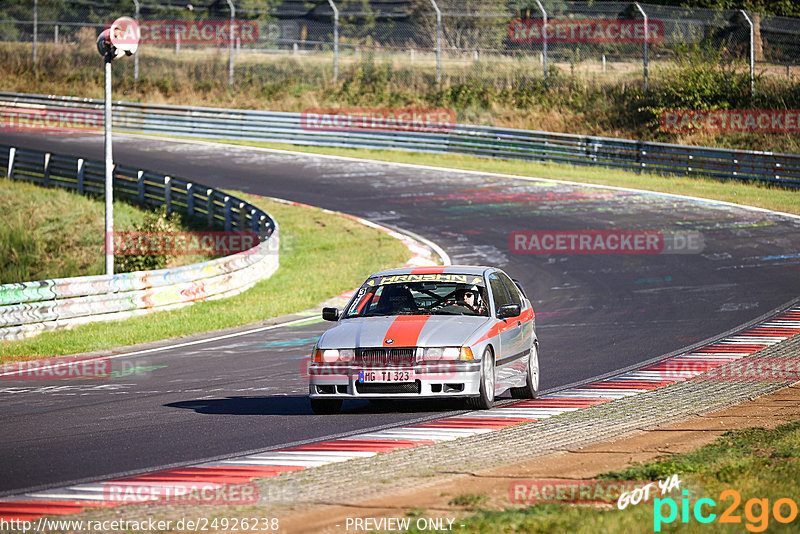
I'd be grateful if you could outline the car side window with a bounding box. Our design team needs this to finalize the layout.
[498,272,522,306]
[488,273,511,311]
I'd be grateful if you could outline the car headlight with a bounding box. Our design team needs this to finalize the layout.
[416,347,473,361]
[313,348,355,363]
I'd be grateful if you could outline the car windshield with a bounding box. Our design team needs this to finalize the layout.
[343,275,489,318]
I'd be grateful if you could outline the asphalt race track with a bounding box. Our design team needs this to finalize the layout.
[1,131,799,496]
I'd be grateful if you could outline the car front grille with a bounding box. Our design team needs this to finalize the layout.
[355,381,421,394]
[356,347,416,367]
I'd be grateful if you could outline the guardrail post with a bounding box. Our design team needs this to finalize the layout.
[634,2,648,91]
[224,196,232,231]
[6,147,15,179]
[186,183,194,216]
[206,189,214,227]
[637,143,647,173]
[164,176,172,214]
[77,158,85,193]
[259,215,268,239]
[137,170,145,205]
[250,208,258,232]
[238,202,247,230]
[43,152,51,188]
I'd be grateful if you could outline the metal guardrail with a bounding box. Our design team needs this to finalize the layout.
[0,143,279,341]
[1,91,799,188]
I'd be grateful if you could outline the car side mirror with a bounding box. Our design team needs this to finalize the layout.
[497,304,521,319]
[322,307,340,321]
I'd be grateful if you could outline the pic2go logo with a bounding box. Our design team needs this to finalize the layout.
[654,489,799,532]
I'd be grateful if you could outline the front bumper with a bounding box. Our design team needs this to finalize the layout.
[308,361,482,399]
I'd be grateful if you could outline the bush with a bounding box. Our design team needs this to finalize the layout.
[115,208,183,273]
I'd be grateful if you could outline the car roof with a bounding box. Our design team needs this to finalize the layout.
[368,265,493,278]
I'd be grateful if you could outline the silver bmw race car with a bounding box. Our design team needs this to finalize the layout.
[308,266,539,414]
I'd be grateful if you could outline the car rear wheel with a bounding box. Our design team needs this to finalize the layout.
[467,347,495,410]
[510,342,539,399]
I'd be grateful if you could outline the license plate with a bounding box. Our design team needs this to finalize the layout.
[358,369,412,382]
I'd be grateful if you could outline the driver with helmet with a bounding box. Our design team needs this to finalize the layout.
[445,284,487,315]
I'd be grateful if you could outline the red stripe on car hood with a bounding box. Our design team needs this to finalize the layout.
[383,315,432,347]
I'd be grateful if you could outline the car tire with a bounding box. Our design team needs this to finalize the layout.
[510,342,539,399]
[309,397,343,415]
[467,347,495,410]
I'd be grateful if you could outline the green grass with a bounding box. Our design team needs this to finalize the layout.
[397,420,800,533]
[0,193,411,362]
[0,179,172,284]
[187,138,800,217]
[449,493,489,510]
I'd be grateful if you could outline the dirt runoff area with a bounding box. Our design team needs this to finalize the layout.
[276,382,800,534]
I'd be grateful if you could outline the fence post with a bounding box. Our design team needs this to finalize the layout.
[225,0,235,86]
[430,0,442,83]
[327,0,339,83]
[133,0,139,80]
[77,158,85,193]
[54,25,58,45]
[634,3,648,91]
[740,10,755,98]
[533,0,547,82]
[33,0,38,65]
